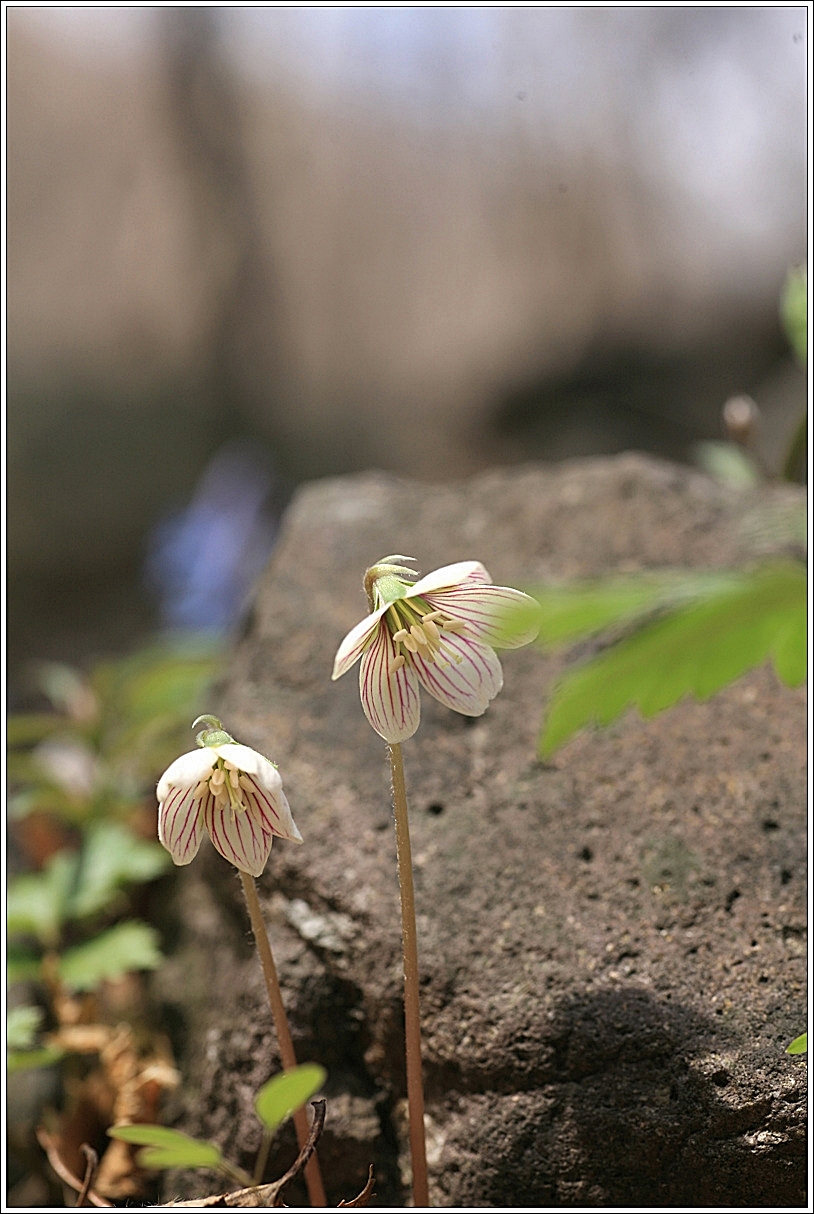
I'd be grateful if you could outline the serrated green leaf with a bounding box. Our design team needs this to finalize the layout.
[7,1046,65,1073]
[786,1031,807,1055]
[108,1124,222,1170]
[528,570,739,649]
[781,265,806,366]
[540,562,806,757]
[7,852,79,947]
[254,1063,327,1132]
[69,823,170,919]
[7,1005,44,1051]
[59,921,162,991]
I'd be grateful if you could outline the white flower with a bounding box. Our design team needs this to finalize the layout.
[332,558,540,743]
[157,718,302,877]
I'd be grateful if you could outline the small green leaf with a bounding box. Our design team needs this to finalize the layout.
[254,1063,327,1131]
[7,1005,44,1051]
[108,1124,223,1170]
[59,921,162,991]
[7,1046,65,1073]
[786,1031,807,1056]
[694,441,761,489]
[540,562,806,757]
[7,852,79,947]
[781,265,806,366]
[70,823,170,919]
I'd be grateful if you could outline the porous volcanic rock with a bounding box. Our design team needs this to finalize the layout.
[159,454,806,1207]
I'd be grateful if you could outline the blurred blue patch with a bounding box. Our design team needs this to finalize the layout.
[145,440,278,633]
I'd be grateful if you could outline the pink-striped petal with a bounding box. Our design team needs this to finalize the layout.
[422,585,540,649]
[332,605,390,679]
[359,619,421,742]
[157,748,216,802]
[409,561,492,598]
[240,771,302,844]
[410,634,504,716]
[204,799,273,877]
[158,784,207,866]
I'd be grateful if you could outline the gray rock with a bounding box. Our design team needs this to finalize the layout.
[163,454,806,1206]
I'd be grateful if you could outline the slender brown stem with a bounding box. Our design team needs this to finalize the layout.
[388,742,430,1208]
[240,871,327,1208]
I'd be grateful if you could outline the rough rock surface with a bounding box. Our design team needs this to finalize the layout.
[159,454,806,1207]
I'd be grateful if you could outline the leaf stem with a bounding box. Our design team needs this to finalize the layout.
[388,742,430,1208]
[239,871,327,1208]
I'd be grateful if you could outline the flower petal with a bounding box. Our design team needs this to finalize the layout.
[421,585,541,649]
[332,605,389,679]
[158,784,207,866]
[204,800,273,877]
[240,771,303,844]
[410,634,504,716]
[215,743,280,791]
[359,619,421,742]
[157,748,217,802]
[409,561,492,598]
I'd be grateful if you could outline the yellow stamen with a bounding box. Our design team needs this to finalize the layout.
[442,618,468,633]
[392,629,409,642]
[422,618,440,642]
[404,634,419,653]
[210,767,226,787]
[389,654,406,674]
[410,624,428,646]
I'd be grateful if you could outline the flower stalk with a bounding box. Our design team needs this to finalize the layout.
[240,871,327,1209]
[388,741,430,1209]
[334,557,540,1207]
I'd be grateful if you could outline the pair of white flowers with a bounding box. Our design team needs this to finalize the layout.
[158,560,538,875]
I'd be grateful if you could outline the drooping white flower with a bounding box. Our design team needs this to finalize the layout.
[332,558,540,743]
[157,717,302,877]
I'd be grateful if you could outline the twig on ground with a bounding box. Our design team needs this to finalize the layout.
[77,1145,99,1208]
[35,1129,113,1208]
[338,1165,376,1207]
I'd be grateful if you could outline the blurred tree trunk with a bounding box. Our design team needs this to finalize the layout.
[160,8,285,443]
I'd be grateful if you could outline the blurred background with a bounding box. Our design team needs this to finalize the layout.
[7,6,808,695]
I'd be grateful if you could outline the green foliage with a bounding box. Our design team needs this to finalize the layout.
[254,1064,327,1131]
[7,1005,65,1073]
[531,570,740,650]
[781,265,807,366]
[59,922,163,991]
[7,637,218,1004]
[8,638,218,826]
[538,562,806,757]
[7,1046,66,1074]
[108,1124,223,1170]
[7,852,80,948]
[69,823,170,919]
[8,826,168,944]
[786,1031,807,1056]
[6,948,44,985]
[7,1004,44,1051]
